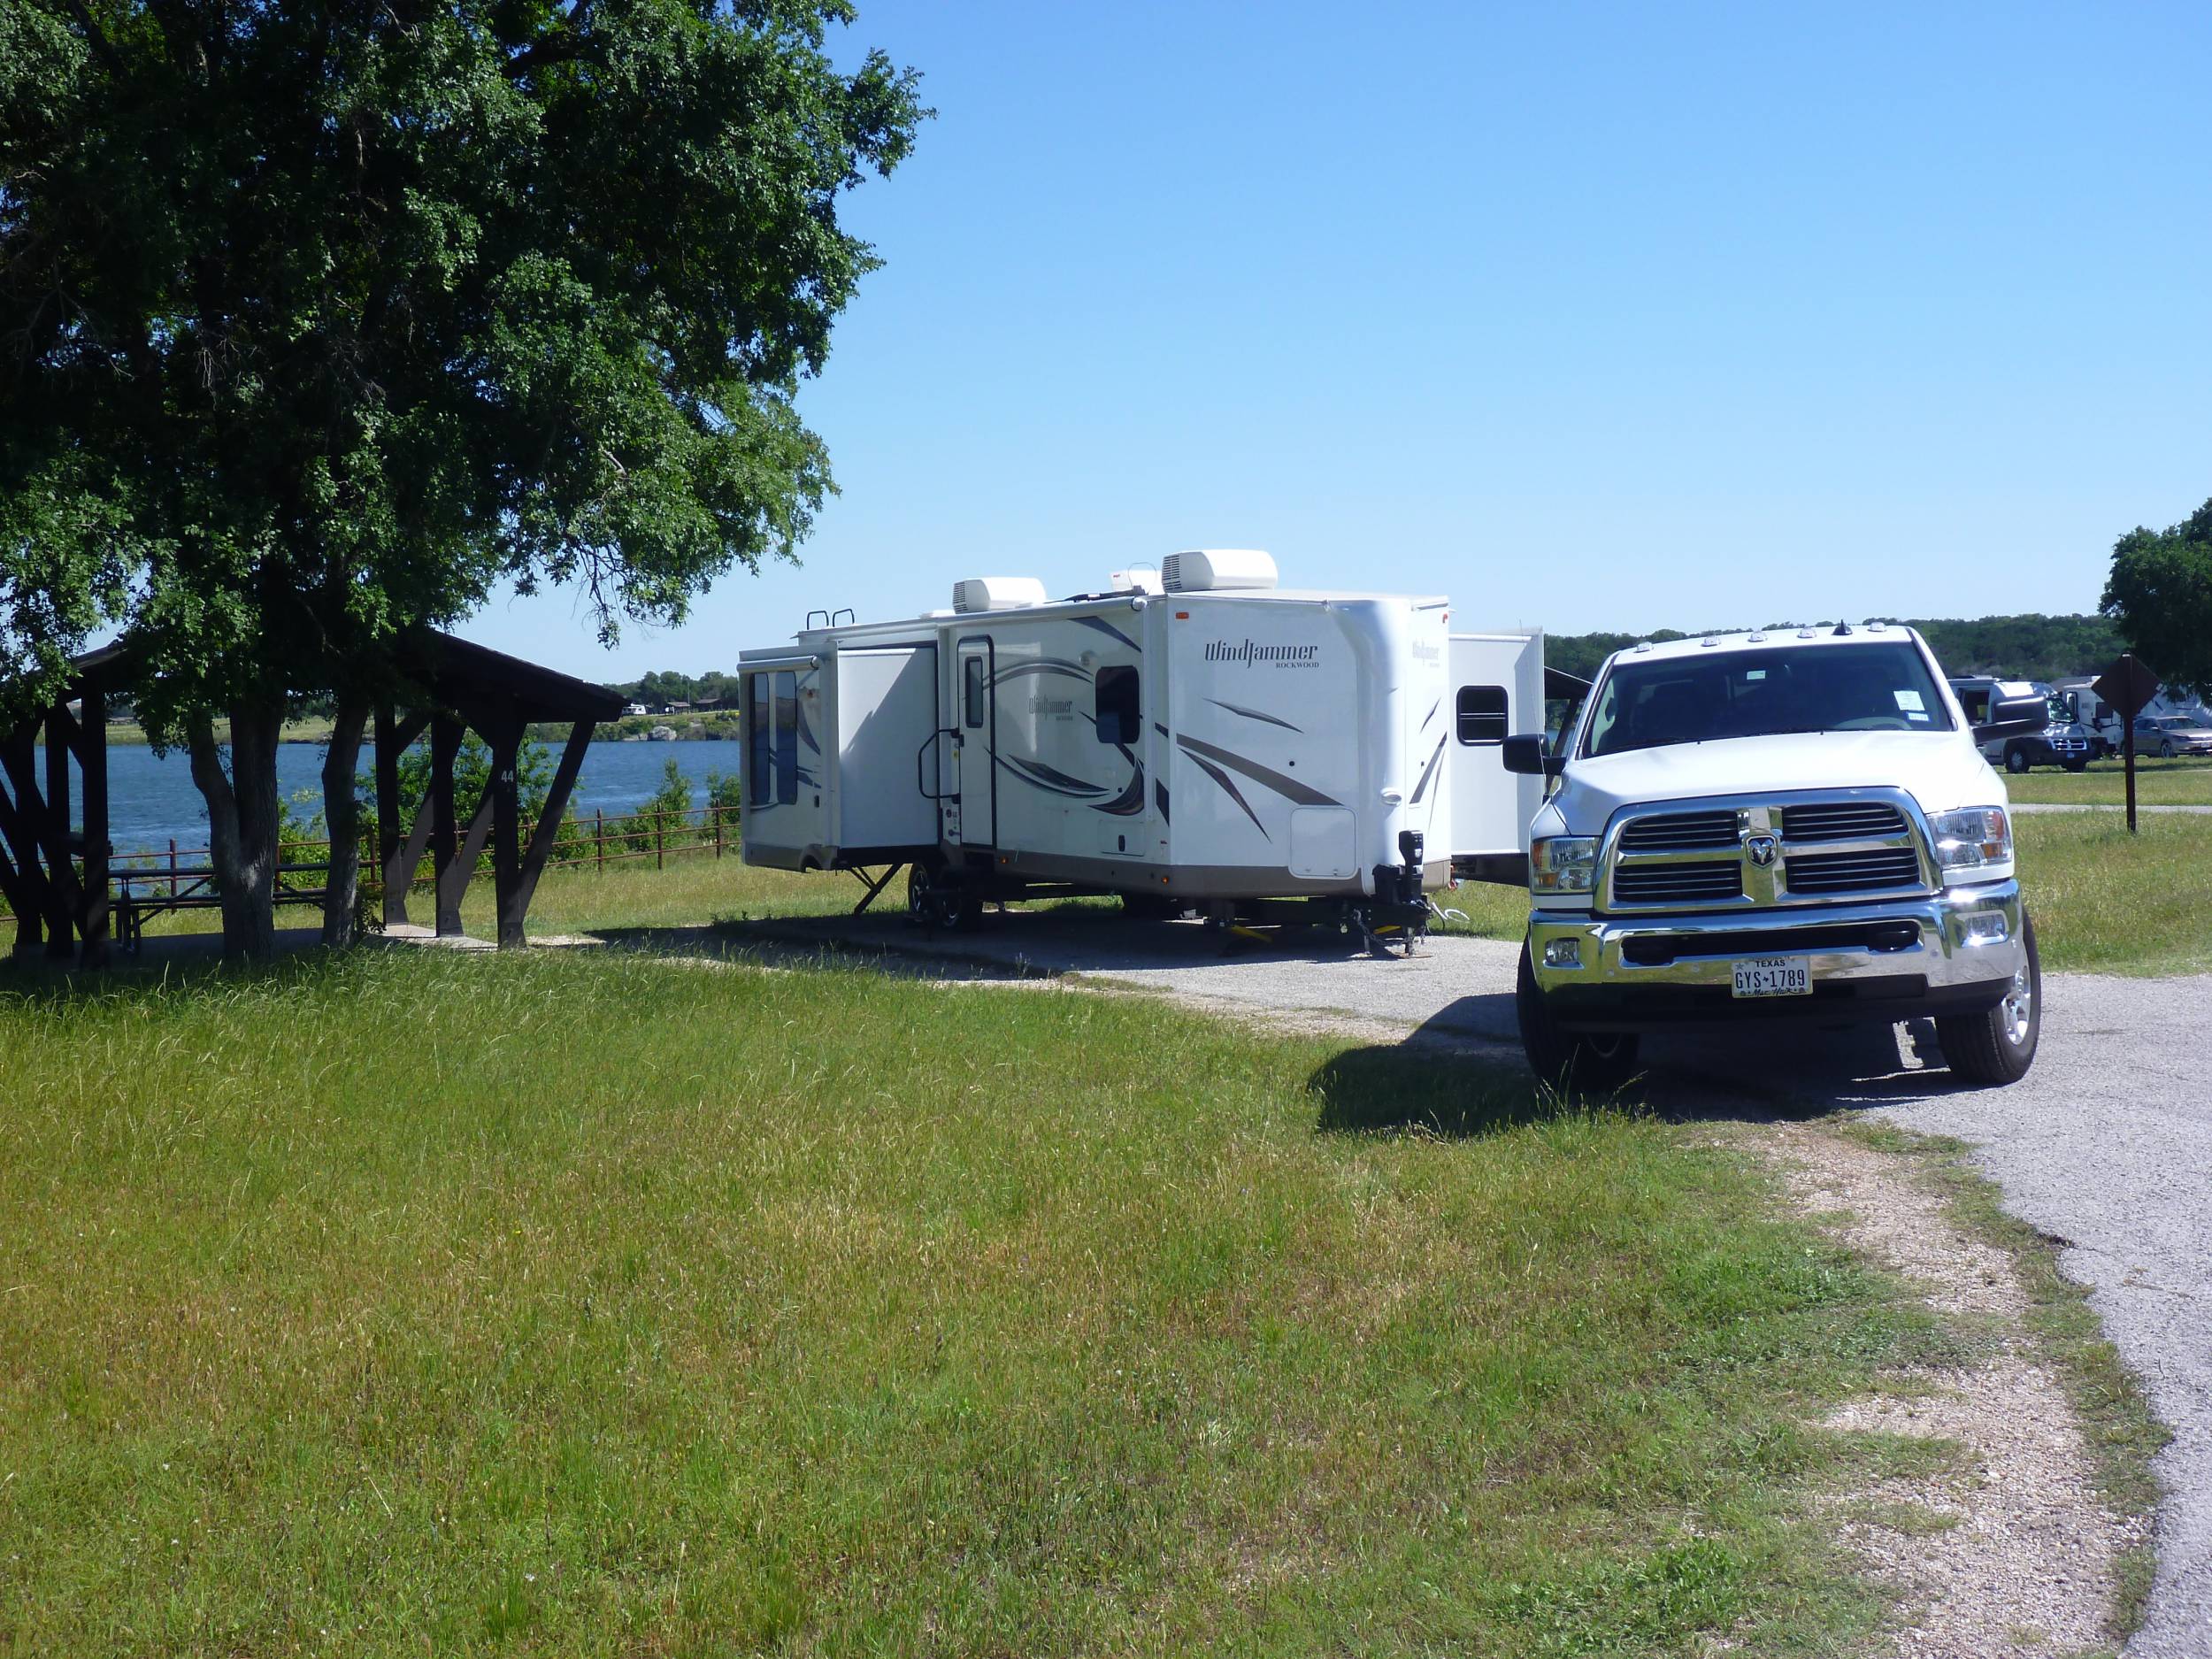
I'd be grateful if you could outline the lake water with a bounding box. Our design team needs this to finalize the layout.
[83,739,741,858]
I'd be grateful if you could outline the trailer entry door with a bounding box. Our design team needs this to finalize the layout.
[954,637,996,848]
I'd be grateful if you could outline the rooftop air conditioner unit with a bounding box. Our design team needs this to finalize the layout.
[952,576,1048,614]
[1161,549,1277,594]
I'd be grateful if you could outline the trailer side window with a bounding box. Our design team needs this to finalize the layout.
[748,676,773,806]
[1094,665,1139,745]
[773,672,798,804]
[1457,685,1509,744]
[964,656,987,729]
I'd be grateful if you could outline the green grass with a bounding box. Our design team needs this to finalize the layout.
[2015,812,2212,974]
[2005,756,2212,805]
[0,947,1956,1656]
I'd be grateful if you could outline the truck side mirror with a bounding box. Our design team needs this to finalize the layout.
[1502,734,1563,777]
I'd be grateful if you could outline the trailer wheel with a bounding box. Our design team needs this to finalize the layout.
[2003,743,2032,774]
[907,863,953,928]
[2063,757,2087,772]
[1515,940,1640,1095]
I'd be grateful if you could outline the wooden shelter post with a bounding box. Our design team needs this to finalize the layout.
[488,718,525,949]
[76,688,110,967]
[42,710,73,959]
[429,714,462,936]
[374,704,402,926]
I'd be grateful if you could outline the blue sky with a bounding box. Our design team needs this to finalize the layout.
[465,1,2212,680]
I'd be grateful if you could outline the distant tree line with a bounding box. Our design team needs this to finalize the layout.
[1543,612,2127,685]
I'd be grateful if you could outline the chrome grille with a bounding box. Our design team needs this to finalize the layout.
[1780,802,1907,842]
[1601,791,1931,912]
[1783,847,1922,894]
[1618,810,1740,851]
[1614,862,1743,903]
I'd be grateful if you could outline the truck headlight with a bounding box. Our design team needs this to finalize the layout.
[1931,807,2012,876]
[1530,836,1598,895]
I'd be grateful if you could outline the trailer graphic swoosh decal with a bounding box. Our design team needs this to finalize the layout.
[1073,615,1141,651]
[1187,753,1269,840]
[1173,734,1339,807]
[797,702,821,755]
[990,661,1093,688]
[1421,698,1440,733]
[996,755,1112,798]
[1154,780,1170,823]
[1409,731,1448,804]
[1092,763,1147,816]
[1205,698,1302,733]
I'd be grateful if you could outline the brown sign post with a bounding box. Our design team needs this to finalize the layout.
[2091,652,2162,833]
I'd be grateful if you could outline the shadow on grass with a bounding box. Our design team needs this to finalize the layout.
[1309,1042,1564,1139]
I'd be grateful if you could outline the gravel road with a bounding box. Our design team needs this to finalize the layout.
[741,909,2210,1655]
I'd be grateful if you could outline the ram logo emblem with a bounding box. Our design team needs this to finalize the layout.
[1745,833,1778,868]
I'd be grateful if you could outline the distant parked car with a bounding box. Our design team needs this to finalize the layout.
[2133,715,2212,759]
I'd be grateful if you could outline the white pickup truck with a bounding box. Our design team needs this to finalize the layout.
[1502,626,2044,1090]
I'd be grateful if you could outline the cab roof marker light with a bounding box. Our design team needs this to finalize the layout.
[1797,627,1817,638]
[1701,636,1721,647]
[1632,641,1652,653]
[1747,631,1766,641]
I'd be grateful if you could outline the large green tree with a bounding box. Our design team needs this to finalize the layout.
[2,0,920,954]
[2103,498,2212,698]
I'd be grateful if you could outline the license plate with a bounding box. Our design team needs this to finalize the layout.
[1732,956,1810,998]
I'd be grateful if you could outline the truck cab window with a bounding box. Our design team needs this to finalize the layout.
[1457,686,1508,744]
[964,656,987,728]
[1094,665,1139,745]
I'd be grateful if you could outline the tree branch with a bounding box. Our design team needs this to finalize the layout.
[61,0,127,79]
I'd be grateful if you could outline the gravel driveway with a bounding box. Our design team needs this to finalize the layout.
[741,909,2210,1655]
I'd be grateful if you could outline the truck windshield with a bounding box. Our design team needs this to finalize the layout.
[1582,641,1955,757]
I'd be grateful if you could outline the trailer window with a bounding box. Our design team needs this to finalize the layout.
[1457,686,1509,744]
[964,656,987,728]
[772,672,798,804]
[1094,665,1139,745]
[747,676,773,806]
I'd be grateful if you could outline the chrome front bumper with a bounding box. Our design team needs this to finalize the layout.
[1528,880,2024,1029]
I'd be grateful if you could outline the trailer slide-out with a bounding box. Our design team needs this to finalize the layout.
[737,551,1543,947]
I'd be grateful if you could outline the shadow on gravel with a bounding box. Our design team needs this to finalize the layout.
[1310,1002,1988,1140]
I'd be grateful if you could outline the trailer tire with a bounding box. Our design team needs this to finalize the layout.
[1934,913,2040,1087]
[1515,941,1640,1095]
[2063,758,2087,772]
[2003,743,2032,774]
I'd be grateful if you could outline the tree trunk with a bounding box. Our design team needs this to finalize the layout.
[320,696,369,947]
[186,699,282,960]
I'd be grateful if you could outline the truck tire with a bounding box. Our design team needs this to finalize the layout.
[2003,743,2032,774]
[1516,940,1640,1095]
[1934,914,2040,1087]
[2063,757,2087,772]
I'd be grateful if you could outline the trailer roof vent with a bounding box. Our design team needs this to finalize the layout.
[952,576,1048,613]
[1162,549,1278,594]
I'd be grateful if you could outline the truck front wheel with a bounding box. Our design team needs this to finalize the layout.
[2003,743,2032,774]
[1933,914,2040,1087]
[1516,940,1641,1094]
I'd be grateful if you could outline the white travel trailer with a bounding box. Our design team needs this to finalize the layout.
[736,551,1542,943]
